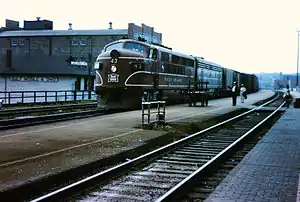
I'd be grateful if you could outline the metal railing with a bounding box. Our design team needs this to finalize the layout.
[0,90,96,105]
[141,101,166,127]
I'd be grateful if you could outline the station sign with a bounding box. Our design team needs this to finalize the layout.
[71,61,88,66]
[8,76,59,83]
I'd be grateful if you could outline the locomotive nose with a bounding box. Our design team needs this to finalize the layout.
[110,49,121,59]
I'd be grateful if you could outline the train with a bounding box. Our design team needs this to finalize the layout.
[94,38,259,109]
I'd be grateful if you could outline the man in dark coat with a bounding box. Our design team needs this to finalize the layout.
[284,90,293,108]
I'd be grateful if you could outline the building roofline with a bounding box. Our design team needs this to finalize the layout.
[0,29,129,37]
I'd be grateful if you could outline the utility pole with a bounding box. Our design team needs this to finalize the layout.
[88,36,93,100]
[297,31,299,90]
[88,53,92,99]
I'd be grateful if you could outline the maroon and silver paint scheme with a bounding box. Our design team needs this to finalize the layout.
[94,39,259,109]
[94,39,195,109]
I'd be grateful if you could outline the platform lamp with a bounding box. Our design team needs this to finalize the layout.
[297,31,300,91]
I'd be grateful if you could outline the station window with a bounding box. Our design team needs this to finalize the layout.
[80,40,86,46]
[84,78,88,91]
[75,77,81,91]
[19,40,25,46]
[72,39,78,46]
[11,40,18,47]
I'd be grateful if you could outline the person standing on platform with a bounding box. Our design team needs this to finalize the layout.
[283,89,293,108]
[232,81,237,106]
[240,84,247,103]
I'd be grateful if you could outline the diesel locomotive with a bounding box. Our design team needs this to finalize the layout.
[94,38,258,109]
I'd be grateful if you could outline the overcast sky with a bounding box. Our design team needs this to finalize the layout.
[1,0,300,74]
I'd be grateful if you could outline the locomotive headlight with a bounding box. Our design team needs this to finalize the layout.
[111,65,117,72]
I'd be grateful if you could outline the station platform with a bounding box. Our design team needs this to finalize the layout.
[291,90,300,98]
[277,88,300,99]
[0,90,274,192]
[206,108,300,202]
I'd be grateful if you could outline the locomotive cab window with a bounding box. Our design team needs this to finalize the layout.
[105,42,123,52]
[124,42,147,53]
[149,48,158,60]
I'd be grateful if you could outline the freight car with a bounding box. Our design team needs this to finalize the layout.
[94,38,258,109]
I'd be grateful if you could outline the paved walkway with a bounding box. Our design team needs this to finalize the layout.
[206,108,300,202]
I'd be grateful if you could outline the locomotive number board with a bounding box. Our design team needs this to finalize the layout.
[108,73,119,83]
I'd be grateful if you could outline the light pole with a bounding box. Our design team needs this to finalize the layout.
[297,31,300,91]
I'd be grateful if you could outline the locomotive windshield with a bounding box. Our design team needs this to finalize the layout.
[105,42,123,52]
[104,41,147,54]
[124,42,147,53]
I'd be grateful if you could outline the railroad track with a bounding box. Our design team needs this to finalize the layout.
[27,95,284,202]
[179,125,272,201]
[0,102,97,118]
[0,93,279,131]
[0,105,125,130]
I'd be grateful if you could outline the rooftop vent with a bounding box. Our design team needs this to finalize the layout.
[109,22,112,29]
[68,23,72,30]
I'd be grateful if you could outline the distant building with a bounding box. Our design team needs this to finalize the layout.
[0,19,21,32]
[256,73,281,90]
[274,80,289,90]
[274,75,300,90]
[0,18,162,103]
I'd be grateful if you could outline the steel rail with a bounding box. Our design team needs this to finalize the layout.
[155,101,286,202]
[30,95,280,202]
[0,109,118,130]
[0,102,97,116]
